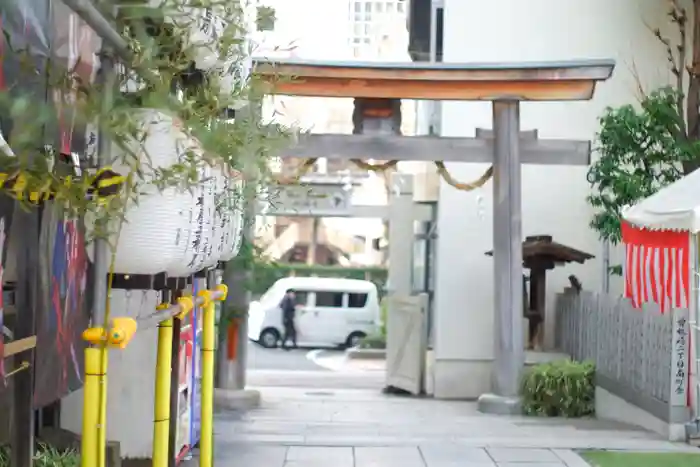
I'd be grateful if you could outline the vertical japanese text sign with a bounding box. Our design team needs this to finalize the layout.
[670,308,691,407]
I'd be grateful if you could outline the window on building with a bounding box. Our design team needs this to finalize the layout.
[348,293,368,308]
[348,0,406,58]
[315,291,344,307]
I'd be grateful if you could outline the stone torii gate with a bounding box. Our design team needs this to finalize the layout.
[254,58,614,412]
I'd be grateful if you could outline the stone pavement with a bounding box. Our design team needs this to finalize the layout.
[211,386,697,466]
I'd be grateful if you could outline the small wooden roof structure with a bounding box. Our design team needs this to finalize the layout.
[253,58,615,100]
[485,235,594,270]
[486,235,594,348]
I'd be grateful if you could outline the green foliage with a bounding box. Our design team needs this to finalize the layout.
[0,0,290,248]
[0,443,79,467]
[359,333,386,349]
[520,359,595,418]
[249,263,389,296]
[587,87,694,247]
[256,6,276,31]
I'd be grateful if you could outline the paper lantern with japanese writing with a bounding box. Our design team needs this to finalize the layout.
[199,166,225,270]
[91,109,212,276]
[219,171,245,262]
[165,161,217,277]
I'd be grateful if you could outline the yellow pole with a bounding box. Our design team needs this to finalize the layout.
[82,318,138,467]
[199,285,227,467]
[81,347,101,467]
[97,347,108,467]
[152,312,174,467]
[199,290,215,467]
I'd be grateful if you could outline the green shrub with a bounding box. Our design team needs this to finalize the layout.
[0,445,8,467]
[520,359,595,418]
[0,443,79,467]
[359,333,386,349]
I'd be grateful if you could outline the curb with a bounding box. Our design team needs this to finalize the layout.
[214,388,261,411]
[345,348,386,360]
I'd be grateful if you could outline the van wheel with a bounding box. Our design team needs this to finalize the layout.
[346,332,366,349]
[259,328,280,348]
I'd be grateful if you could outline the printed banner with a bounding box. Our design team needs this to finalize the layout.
[0,0,46,391]
[50,0,101,160]
[176,321,194,462]
[34,203,92,407]
[0,201,13,389]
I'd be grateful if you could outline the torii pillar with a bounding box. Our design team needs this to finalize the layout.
[254,58,615,412]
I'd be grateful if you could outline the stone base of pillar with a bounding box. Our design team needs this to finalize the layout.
[477,393,521,415]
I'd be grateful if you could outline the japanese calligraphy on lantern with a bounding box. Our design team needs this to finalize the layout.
[670,308,690,407]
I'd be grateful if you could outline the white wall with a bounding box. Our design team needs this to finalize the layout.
[432,0,684,399]
[62,290,161,459]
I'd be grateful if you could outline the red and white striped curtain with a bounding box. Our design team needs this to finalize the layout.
[621,221,690,313]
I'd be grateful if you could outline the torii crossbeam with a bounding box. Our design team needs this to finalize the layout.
[254,58,614,412]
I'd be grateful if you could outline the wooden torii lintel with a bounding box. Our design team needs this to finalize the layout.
[284,129,591,165]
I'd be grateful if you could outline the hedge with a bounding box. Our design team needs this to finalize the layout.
[520,359,595,418]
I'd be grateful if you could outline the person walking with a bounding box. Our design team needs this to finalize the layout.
[280,288,298,350]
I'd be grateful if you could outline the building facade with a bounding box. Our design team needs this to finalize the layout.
[426,0,682,399]
[253,0,418,266]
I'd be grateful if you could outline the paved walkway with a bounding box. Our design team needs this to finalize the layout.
[212,386,697,466]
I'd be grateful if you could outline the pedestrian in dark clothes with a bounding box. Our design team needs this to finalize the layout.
[279,288,298,350]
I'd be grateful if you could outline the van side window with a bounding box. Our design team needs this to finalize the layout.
[348,293,368,308]
[294,291,309,306]
[315,291,343,307]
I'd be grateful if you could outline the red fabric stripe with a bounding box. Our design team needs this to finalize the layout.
[681,245,689,307]
[649,247,658,304]
[625,244,634,298]
[658,249,667,313]
[674,248,685,308]
[641,246,649,304]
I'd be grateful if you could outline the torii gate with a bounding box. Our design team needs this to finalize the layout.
[254,58,614,413]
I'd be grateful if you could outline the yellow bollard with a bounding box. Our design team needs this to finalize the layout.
[81,347,101,467]
[198,290,215,467]
[97,347,109,467]
[152,303,174,467]
[198,285,228,467]
[82,318,137,467]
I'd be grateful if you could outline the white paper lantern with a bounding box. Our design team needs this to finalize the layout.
[200,166,224,269]
[97,109,203,276]
[166,162,217,277]
[219,171,245,262]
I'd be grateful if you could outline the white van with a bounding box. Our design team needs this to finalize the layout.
[248,277,381,348]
